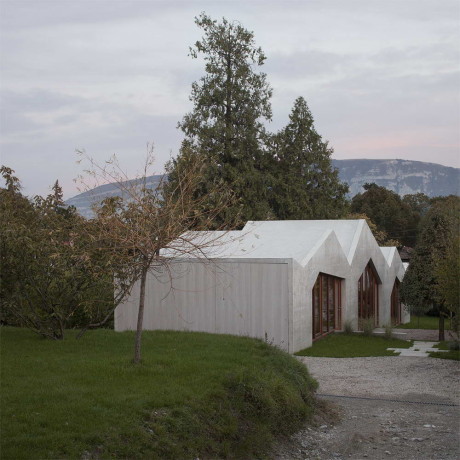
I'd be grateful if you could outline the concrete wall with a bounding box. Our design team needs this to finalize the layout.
[115,258,291,350]
[114,221,408,354]
[291,231,350,352]
[344,223,408,329]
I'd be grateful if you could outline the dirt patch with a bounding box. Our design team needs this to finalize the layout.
[271,357,460,459]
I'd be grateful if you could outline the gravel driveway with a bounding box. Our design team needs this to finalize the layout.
[272,356,460,460]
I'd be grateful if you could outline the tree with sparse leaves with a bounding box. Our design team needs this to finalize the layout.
[79,149,237,363]
[271,97,348,219]
[168,13,274,225]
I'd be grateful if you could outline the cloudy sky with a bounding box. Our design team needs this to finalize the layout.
[1,0,459,199]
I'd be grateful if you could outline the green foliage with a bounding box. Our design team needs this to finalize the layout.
[271,97,349,219]
[351,183,420,246]
[1,327,317,459]
[429,342,460,361]
[347,212,400,246]
[396,315,440,330]
[360,316,375,336]
[343,320,354,334]
[434,234,459,338]
[0,167,121,339]
[167,15,349,227]
[295,333,412,357]
[169,13,274,225]
[383,323,394,340]
[401,196,460,339]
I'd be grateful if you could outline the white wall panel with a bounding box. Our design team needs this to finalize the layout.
[115,259,290,350]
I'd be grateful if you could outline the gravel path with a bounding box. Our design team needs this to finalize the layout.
[392,329,443,341]
[301,356,460,404]
[272,356,460,459]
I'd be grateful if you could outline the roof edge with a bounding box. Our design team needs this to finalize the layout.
[347,219,366,264]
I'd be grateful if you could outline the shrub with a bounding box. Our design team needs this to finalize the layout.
[383,323,393,340]
[343,320,354,335]
[360,316,375,336]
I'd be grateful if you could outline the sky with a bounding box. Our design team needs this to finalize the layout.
[1,0,459,199]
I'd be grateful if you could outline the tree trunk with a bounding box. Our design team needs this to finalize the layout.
[133,264,148,364]
[439,313,445,342]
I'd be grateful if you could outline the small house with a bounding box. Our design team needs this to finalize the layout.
[115,219,408,352]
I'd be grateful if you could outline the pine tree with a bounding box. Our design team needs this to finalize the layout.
[167,13,274,225]
[271,97,348,219]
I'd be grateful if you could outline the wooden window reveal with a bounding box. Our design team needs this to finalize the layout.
[312,273,342,339]
[390,279,401,326]
[358,261,380,327]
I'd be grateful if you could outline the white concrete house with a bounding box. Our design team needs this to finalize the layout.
[115,220,408,353]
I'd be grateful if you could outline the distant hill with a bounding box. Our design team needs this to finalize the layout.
[66,159,459,217]
[66,175,163,219]
[332,159,459,198]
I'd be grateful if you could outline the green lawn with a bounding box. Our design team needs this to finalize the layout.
[429,341,460,361]
[295,333,412,357]
[396,315,440,330]
[1,327,317,459]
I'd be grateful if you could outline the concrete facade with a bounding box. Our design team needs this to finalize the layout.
[115,219,409,353]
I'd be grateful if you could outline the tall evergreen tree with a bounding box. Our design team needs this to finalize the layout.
[167,13,274,225]
[401,196,460,340]
[271,97,348,219]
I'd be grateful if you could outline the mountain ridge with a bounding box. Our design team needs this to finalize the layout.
[66,159,459,218]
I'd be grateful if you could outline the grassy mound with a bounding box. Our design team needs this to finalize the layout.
[1,327,317,459]
[295,333,412,357]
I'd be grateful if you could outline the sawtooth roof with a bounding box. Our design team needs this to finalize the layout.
[162,219,372,267]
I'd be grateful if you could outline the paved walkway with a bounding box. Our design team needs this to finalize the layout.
[387,340,448,357]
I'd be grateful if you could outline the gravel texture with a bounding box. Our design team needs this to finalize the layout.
[272,356,460,460]
[301,356,460,405]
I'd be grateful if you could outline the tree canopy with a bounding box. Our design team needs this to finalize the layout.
[170,13,274,224]
[351,183,420,246]
[401,195,460,340]
[167,14,349,226]
[271,96,348,219]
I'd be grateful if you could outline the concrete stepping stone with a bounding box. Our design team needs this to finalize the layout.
[387,341,449,357]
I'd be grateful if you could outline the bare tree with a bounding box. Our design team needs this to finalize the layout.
[77,146,239,363]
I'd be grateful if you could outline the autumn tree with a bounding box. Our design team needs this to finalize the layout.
[271,97,348,219]
[79,149,237,363]
[168,13,274,225]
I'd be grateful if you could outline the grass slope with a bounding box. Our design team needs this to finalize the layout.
[295,333,412,357]
[1,327,317,459]
[429,341,460,361]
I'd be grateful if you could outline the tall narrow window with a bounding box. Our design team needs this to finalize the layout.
[312,273,343,339]
[358,261,380,328]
